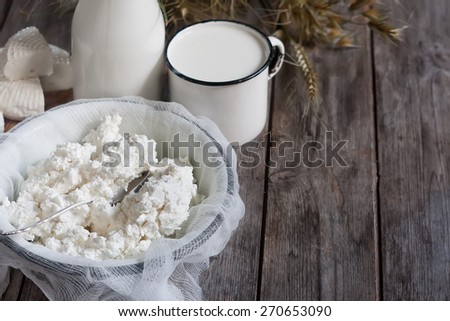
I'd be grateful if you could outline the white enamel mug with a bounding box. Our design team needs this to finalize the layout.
[166,20,285,145]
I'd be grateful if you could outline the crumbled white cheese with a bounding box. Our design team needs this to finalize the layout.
[0,46,45,121]
[1,114,202,260]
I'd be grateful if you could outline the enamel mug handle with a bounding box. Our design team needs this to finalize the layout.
[268,36,285,80]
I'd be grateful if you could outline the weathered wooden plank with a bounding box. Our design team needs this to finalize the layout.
[0,0,12,32]
[1,269,24,300]
[375,0,450,300]
[19,278,48,301]
[200,139,267,300]
[260,27,379,300]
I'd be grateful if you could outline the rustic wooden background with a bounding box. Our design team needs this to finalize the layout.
[1,0,449,301]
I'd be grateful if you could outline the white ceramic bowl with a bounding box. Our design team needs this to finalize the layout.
[0,97,244,299]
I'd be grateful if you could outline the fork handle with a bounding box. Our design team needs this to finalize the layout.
[1,200,93,237]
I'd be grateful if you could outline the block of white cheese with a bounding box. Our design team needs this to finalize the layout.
[2,26,53,81]
[40,45,73,92]
[0,74,45,121]
[0,46,45,120]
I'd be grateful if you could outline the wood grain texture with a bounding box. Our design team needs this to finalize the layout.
[0,0,11,31]
[200,138,267,300]
[260,28,379,300]
[374,0,450,300]
[19,278,48,301]
[1,269,23,300]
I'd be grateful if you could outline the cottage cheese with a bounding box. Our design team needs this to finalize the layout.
[1,114,202,260]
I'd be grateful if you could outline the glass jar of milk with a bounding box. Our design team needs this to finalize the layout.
[71,0,165,100]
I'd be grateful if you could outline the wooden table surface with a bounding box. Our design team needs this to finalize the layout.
[1,0,450,301]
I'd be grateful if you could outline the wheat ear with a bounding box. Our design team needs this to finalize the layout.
[291,41,319,118]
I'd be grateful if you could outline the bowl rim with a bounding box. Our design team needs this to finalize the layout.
[0,97,235,279]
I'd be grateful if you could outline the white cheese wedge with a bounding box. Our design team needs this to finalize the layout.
[41,45,73,92]
[2,26,53,81]
[0,74,45,121]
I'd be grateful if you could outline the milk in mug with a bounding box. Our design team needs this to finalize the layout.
[167,20,285,144]
[168,22,270,82]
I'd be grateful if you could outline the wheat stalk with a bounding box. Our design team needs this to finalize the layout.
[291,41,319,118]
[362,7,405,41]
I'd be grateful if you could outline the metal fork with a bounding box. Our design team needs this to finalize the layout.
[0,171,150,237]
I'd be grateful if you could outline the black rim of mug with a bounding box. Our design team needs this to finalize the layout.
[165,19,276,87]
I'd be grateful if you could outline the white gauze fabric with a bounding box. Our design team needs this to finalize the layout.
[0,97,245,300]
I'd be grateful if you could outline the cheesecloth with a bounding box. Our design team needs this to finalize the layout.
[0,97,245,300]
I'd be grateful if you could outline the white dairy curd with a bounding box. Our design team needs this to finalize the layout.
[1,114,202,260]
